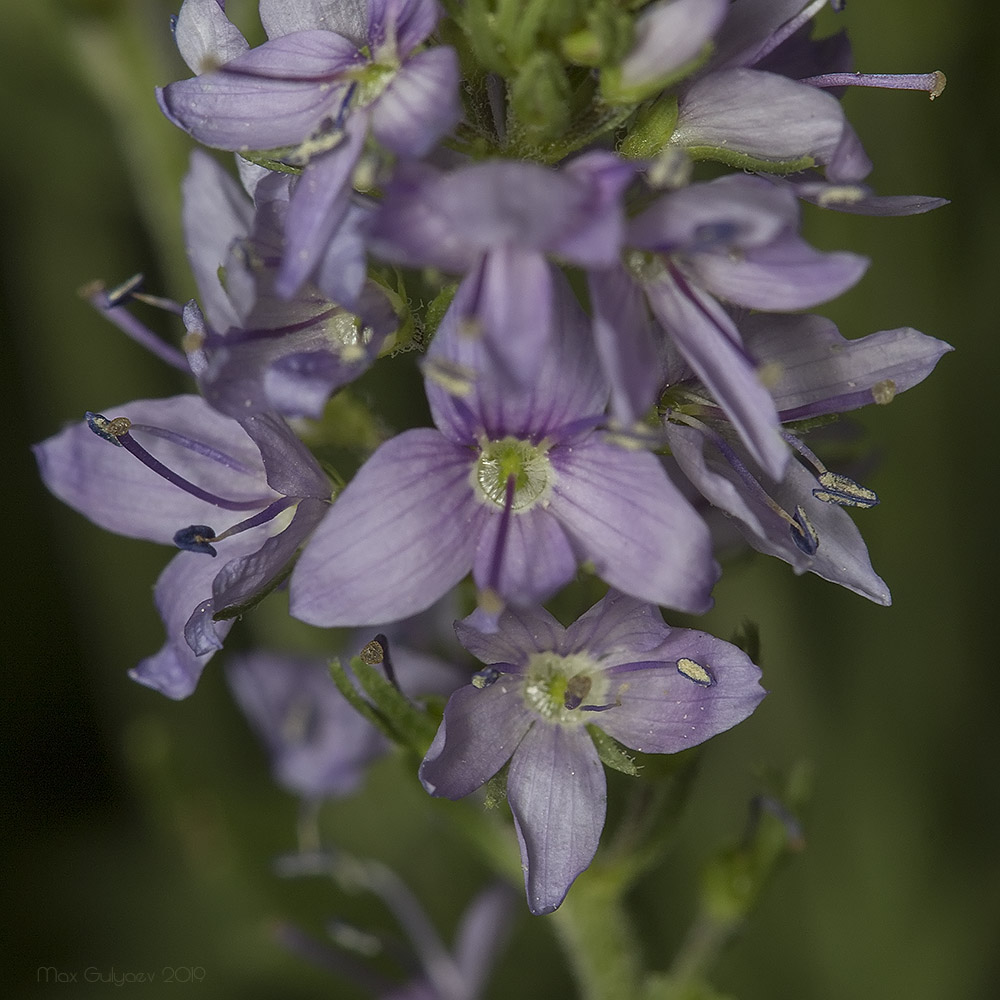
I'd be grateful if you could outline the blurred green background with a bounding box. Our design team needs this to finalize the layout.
[3,1,997,997]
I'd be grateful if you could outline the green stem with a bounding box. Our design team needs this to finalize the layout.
[549,865,645,1000]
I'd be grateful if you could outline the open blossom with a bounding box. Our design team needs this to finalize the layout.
[420,591,766,914]
[591,172,866,467]
[290,269,717,628]
[181,150,394,418]
[34,396,330,697]
[661,311,952,602]
[160,0,460,298]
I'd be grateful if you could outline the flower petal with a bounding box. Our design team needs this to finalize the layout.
[563,590,671,663]
[181,150,253,332]
[673,68,849,171]
[740,313,953,420]
[644,273,788,479]
[260,0,368,45]
[619,0,728,92]
[692,233,868,311]
[158,32,361,150]
[275,112,367,297]
[370,47,460,156]
[472,506,578,608]
[507,724,606,915]
[33,395,275,545]
[427,263,608,442]
[548,437,718,614]
[128,551,236,699]
[419,682,534,798]
[289,429,483,626]
[455,604,566,666]
[599,630,765,753]
[174,0,249,75]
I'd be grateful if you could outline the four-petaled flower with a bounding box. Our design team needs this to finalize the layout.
[420,590,766,914]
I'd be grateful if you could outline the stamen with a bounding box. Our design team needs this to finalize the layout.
[563,673,592,710]
[790,505,819,555]
[172,497,298,555]
[360,633,399,690]
[670,411,822,554]
[472,666,502,689]
[677,657,715,686]
[81,276,190,372]
[174,524,218,557]
[782,431,878,508]
[86,411,273,511]
[797,70,947,100]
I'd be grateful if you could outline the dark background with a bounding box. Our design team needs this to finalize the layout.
[3,2,997,997]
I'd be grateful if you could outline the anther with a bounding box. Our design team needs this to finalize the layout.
[86,411,131,446]
[364,633,398,689]
[790,505,819,555]
[174,524,218,557]
[472,666,502,690]
[563,674,592,710]
[677,657,715,686]
[812,471,879,509]
[359,639,384,665]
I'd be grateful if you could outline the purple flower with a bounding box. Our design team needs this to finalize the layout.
[276,872,514,999]
[227,622,461,799]
[419,591,766,914]
[591,173,867,471]
[289,269,717,628]
[34,396,330,697]
[664,0,870,180]
[368,152,634,387]
[661,311,952,602]
[159,0,460,298]
[181,150,394,418]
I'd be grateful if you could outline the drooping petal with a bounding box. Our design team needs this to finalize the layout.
[644,273,788,479]
[628,173,796,257]
[239,412,331,498]
[691,232,868,310]
[740,313,953,420]
[370,46,460,156]
[507,724,606,915]
[588,265,664,426]
[564,590,672,664]
[666,422,891,605]
[275,113,367,297]
[174,0,249,75]
[129,550,236,699]
[33,396,276,545]
[472,505,578,608]
[599,630,765,753]
[548,437,718,614]
[419,683,534,798]
[289,429,484,626]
